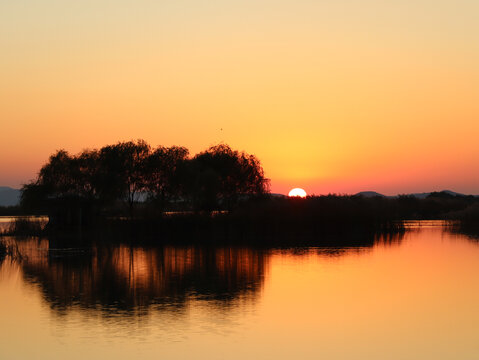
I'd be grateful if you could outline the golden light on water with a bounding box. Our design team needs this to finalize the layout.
[288,188,307,198]
[2,225,479,359]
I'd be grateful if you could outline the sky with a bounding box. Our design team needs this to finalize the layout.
[0,0,478,195]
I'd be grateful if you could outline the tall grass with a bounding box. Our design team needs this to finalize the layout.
[449,203,479,237]
[62,196,406,246]
[9,193,477,244]
[0,217,46,236]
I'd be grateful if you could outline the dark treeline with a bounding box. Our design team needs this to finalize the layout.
[9,140,479,240]
[0,206,23,216]
[20,140,269,229]
[377,192,479,220]
[449,202,479,236]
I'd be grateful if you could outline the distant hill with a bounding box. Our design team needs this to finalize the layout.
[0,187,21,206]
[402,190,466,199]
[356,190,474,199]
[355,191,386,198]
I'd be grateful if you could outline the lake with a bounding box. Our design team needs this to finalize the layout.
[1,221,478,359]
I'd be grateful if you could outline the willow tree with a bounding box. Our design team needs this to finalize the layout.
[184,144,270,211]
[145,145,189,210]
[97,140,151,214]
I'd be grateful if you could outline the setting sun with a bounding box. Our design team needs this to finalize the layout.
[288,188,307,198]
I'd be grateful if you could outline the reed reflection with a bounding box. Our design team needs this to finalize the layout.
[17,239,268,314]
[12,231,405,316]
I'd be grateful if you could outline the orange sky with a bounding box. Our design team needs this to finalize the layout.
[1,0,478,195]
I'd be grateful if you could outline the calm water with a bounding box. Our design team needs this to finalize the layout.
[1,221,479,359]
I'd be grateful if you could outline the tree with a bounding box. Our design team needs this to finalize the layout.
[98,140,151,214]
[28,149,101,201]
[20,149,100,227]
[36,150,77,197]
[20,141,270,221]
[146,146,189,210]
[185,144,269,210]
[75,149,101,201]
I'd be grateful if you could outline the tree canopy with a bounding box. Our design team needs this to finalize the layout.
[21,141,270,216]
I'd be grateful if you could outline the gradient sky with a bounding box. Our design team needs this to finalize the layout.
[1,0,478,195]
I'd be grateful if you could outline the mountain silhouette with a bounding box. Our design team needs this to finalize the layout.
[355,191,386,198]
[0,187,20,206]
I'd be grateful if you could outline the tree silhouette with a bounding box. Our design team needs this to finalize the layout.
[37,150,76,197]
[146,146,189,210]
[97,140,150,214]
[185,144,269,210]
[20,141,270,225]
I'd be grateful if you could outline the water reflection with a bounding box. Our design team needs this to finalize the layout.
[3,230,408,317]
[3,224,479,360]
[16,239,268,314]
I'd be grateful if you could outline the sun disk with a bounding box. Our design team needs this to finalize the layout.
[288,188,307,198]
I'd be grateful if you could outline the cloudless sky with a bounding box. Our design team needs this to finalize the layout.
[1,0,478,195]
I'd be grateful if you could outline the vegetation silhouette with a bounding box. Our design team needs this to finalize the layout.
[0,206,23,216]
[21,140,269,230]
[449,202,479,237]
[146,145,189,212]
[12,140,479,241]
[1,217,47,236]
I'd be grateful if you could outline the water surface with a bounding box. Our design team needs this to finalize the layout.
[1,221,478,359]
